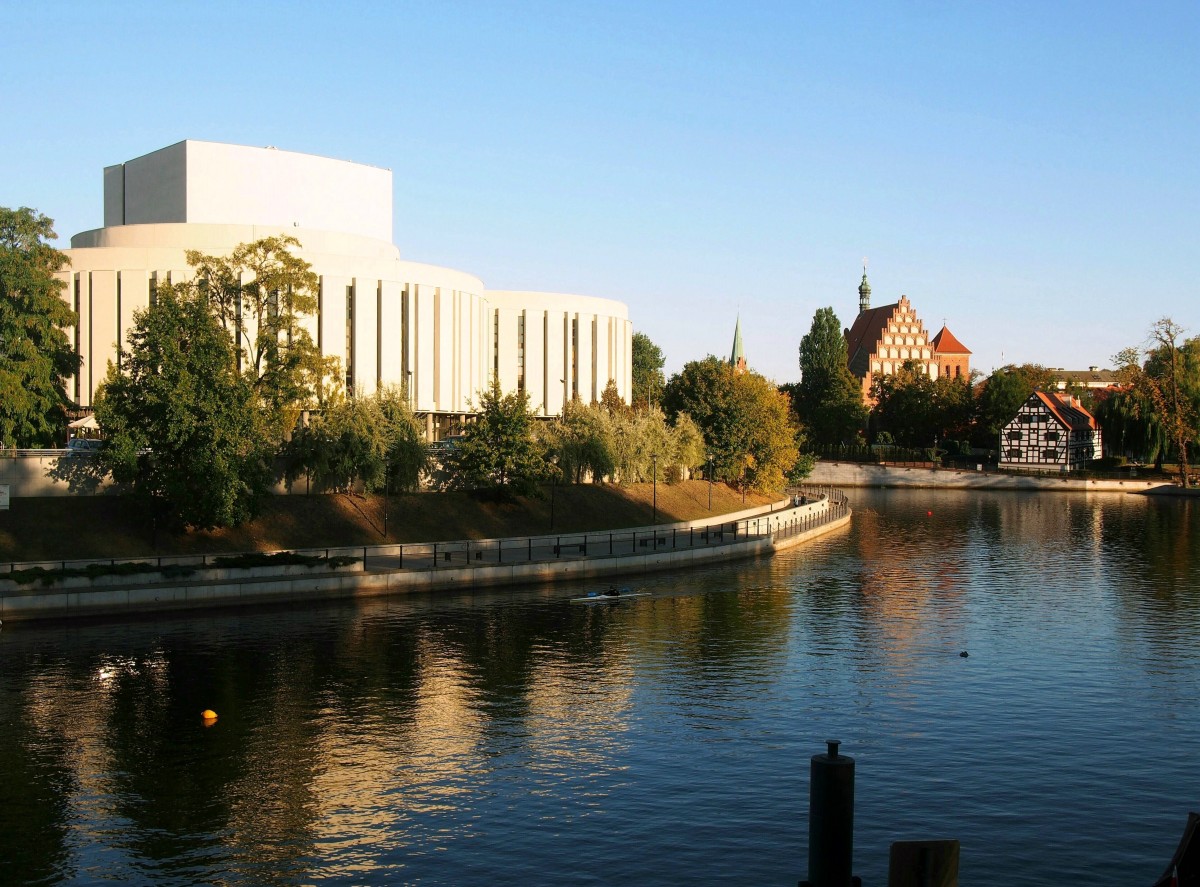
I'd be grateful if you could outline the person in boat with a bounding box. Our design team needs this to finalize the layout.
[601,586,621,597]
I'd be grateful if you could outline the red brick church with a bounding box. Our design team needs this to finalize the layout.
[844,269,971,402]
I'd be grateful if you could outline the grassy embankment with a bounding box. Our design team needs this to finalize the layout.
[0,481,777,563]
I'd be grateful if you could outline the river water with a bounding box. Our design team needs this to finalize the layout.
[2,489,1198,886]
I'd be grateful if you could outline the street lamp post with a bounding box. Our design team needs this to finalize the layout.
[707,454,714,510]
[550,456,559,531]
[651,453,658,524]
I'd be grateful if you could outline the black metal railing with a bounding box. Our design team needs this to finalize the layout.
[1,488,850,579]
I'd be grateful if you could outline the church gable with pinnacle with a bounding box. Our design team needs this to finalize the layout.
[843,271,970,402]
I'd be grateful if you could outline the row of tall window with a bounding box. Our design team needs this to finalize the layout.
[327,279,409,397]
[67,271,614,412]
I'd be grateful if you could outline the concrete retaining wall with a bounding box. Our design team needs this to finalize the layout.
[0,453,312,499]
[809,461,1172,493]
[0,453,115,498]
[0,498,849,623]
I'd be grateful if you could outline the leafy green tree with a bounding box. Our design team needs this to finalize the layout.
[446,379,548,498]
[600,378,628,417]
[973,363,1056,447]
[787,447,818,484]
[182,236,334,442]
[1092,383,1165,465]
[377,384,428,493]
[1146,320,1200,485]
[1115,320,1200,483]
[283,394,386,493]
[94,288,272,530]
[662,356,732,436]
[795,307,867,444]
[726,370,801,491]
[611,406,673,483]
[870,362,975,450]
[632,331,665,410]
[0,207,79,447]
[547,398,618,483]
[1100,346,1167,465]
[663,357,800,492]
[933,374,976,443]
[805,371,867,447]
[543,392,705,486]
[870,362,938,447]
[284,385,427,494]
[670,413,707,480]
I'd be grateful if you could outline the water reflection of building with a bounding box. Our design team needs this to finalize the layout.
[290,617,642,863]
[849,498,969,671]
[12,652,173,875]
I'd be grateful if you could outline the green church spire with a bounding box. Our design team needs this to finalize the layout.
[858,263,872,314]
[730,315,747,374]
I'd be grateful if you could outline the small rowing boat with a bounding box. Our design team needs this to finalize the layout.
[571,586,647,602]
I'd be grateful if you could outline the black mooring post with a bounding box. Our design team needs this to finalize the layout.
[799,740,860,887]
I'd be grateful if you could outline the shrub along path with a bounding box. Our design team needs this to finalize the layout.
[0,481,776,563]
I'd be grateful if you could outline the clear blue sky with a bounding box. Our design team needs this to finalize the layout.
[5,1,1197,383]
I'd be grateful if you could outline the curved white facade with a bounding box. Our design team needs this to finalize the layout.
[59,141,632,430]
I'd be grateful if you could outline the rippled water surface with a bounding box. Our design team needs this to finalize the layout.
[3,489,1200,885]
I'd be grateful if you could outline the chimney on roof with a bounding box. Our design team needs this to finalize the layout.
[1089,366,1098,372]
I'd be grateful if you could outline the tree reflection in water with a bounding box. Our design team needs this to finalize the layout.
[1,490,1198,886]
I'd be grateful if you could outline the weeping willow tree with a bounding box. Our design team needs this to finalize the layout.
[1092,383,1167,465]
[1143,320,1200,486]
[281,385,427,494]
[1104,326,1200,483]
[544,393,705,486]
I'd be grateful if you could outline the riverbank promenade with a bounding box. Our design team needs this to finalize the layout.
[0,489,851,623]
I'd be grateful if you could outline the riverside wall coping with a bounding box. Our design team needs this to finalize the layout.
[809,461,1177,493]
[1,495,799,578]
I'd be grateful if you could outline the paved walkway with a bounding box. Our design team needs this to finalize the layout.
[0,488,851,622]
[363,517,802,572]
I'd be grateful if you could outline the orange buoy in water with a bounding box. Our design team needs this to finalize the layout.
[201,709,218,722]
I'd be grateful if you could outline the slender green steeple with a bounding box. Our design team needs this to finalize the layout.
[858,265,872,314]
[730,315,747,374]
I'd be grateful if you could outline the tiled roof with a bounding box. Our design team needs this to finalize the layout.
[931,324,970,355]
[844,303,897,378]
[1035,390,1098,431]
[1054,368,1119,385]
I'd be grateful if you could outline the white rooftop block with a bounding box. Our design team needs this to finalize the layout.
[103,140,392,242]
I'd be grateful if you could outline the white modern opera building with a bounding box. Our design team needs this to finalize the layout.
[61,140,632,437]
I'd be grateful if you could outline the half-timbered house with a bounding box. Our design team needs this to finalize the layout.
[999,390,1102,472]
